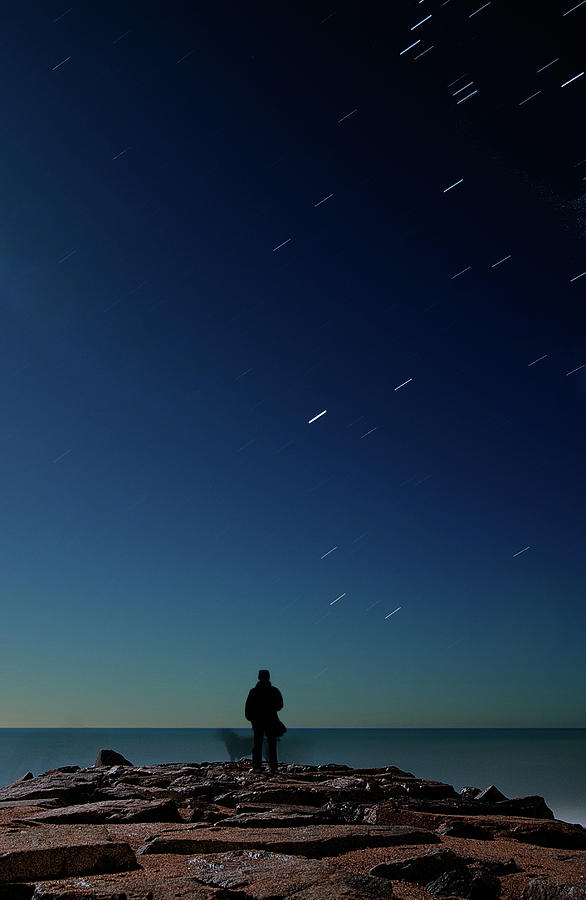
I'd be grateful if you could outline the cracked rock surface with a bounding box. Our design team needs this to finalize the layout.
[0,755,582,899]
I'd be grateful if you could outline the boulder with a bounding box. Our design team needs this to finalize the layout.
[370,848,472,883]
[0,824,138,883]
[93,749,133,767]
[508,821,586,849]
[186,848,394,898]
[522,880,586,900]
[27,798,182,824]
[138,823,441,857]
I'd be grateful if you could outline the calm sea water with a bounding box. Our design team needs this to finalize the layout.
[0,728,583,826]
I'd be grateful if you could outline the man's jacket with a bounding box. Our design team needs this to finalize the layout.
[245,681,284,724]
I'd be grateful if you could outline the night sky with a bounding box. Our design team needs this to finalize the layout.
[1,1,585,728]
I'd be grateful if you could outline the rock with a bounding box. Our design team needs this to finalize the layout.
[476,786,509,803]
[186,848,394,898]
[27,798,182,824]
[398,796,554,819]
[10,774,34,785]
[214,810,329,827]
[314,775,381,802]
[0,773,100,806]
[437,822,494,839]
[370,848,472,883]
[427,869,473,897]
[93,749,133,768]
[138,823,441,857]
[0,886,35,899]
[188,803,233,824]
[0,824,138,883]
[473,859,519,876]
[235,801,325,815]
[494,797,554,819]
[167,776,239,803]
[425,870,502,900]
[31,877,222,899]
[0,799,61,810]
[41,767,80,776]
[469,874,502,900]
[94,783,172,802]
[322,799,367,824]
[522,879,586,900]
[403,781,460,800]
[460,787,482,801]
[233,785,326,807]
[509,821,586,849]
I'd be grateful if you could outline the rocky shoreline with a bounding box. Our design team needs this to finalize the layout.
[0,749,583,899]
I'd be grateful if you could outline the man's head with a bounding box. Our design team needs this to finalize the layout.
[258,669,270,682]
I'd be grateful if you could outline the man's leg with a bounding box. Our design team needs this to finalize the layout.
[252,723,264,771]
[267,732,278,772]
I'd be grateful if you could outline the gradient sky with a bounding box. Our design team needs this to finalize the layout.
[1,1,585,728]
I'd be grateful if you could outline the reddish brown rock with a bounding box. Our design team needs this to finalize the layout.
[31,878,224,899]
[0,773,99,807]
[138,822,440,857]
[0,800,61,811]
[370,848,473,883]
[494,797,555,819]
[508,821,586,849]
[0,824,138,883]
[186,848,394,897]
[231,785,327,807]
[27,798,182,824]
[522,880,586,900]
[213,810,330,827]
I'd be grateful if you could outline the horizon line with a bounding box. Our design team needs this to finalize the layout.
[0,726,584,730]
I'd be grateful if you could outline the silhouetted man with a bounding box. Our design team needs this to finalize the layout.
[245,669,284,774]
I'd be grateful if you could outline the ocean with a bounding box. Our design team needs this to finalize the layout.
[0,728,584,826]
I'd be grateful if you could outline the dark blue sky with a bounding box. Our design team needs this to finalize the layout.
[1,1,585,726]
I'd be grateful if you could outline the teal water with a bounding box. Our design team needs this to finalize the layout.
[0,728,583,825]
